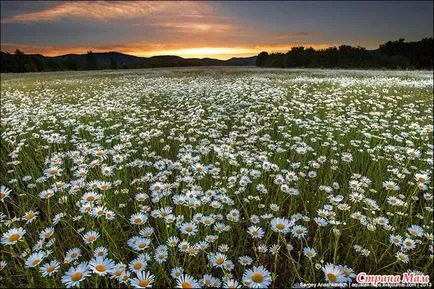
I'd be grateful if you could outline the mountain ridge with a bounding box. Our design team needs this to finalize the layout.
[0,50,257,72]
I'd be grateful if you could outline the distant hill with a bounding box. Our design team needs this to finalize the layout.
[0,50,257,72]
[53,51,143,65]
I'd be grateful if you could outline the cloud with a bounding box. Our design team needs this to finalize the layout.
[2,1,214,23]
[273,31,319,39]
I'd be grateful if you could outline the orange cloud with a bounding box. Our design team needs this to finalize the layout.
[2,1,214,23]
[273,31,319,39]
[1,42,334,60]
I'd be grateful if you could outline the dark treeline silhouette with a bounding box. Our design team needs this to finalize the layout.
[256,38,432,69]
[1,38,432,72]
[0,50,256,73]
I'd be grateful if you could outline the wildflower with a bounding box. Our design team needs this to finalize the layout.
[180,222,198,236]
[176,274,201,289]
[171,267,184,279]
[322,263,345,283]
[129,256,147,273]
[303,247,317,258]
[40,260,60,277]
[65,248,81,263]
[291,225,308,239]
[82,231,100,245]
[44,166,62,178]
[61,262,90,288]
[238,256,253,266]
[396,251,409,263]
[25,251,45,268]
[383,181,399,191]
[89,256,115,276]
[242,265,272,288]
[130,213,148,225]
[407,225,424,237]
[209,253,228,268]
[270,217,292,234]
[130,271,155,288]
[0,185,11,202]
[1,227,26,245]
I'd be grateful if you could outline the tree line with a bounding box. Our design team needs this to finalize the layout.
[0,51,126,73]
[256,38,432,69]
[1,38,432,72]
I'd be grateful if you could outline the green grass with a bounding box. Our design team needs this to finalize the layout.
[0,68,433,288]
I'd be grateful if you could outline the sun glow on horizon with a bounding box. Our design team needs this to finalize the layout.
[1,43,334,60]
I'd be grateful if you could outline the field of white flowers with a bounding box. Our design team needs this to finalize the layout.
[1,68,433,288]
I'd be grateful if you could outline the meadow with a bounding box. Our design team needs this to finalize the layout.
[0,67,432,288]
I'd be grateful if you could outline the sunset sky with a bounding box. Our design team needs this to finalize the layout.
[1,1,432,60]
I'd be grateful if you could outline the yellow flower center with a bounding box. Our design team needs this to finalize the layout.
[276,223,285,230]
[327,273,337,282]
[8,233,20,242]
[133,263,142,270]
[47,265,55,272]
[181,281,192,289]
[139,279,150,287]
[71,271,83,281]
[32,259,40,266]
[189,248,197,254]
[252,272,264,283]
[216,257,224,265]
[95,264,106,272]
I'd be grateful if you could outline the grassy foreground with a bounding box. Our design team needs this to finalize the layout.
[1,68,433,288]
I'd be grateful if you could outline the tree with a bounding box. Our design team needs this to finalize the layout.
[86,51,98,70]
[14,49,26,72]
[109,57,118,69]
[256,51,269,67]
